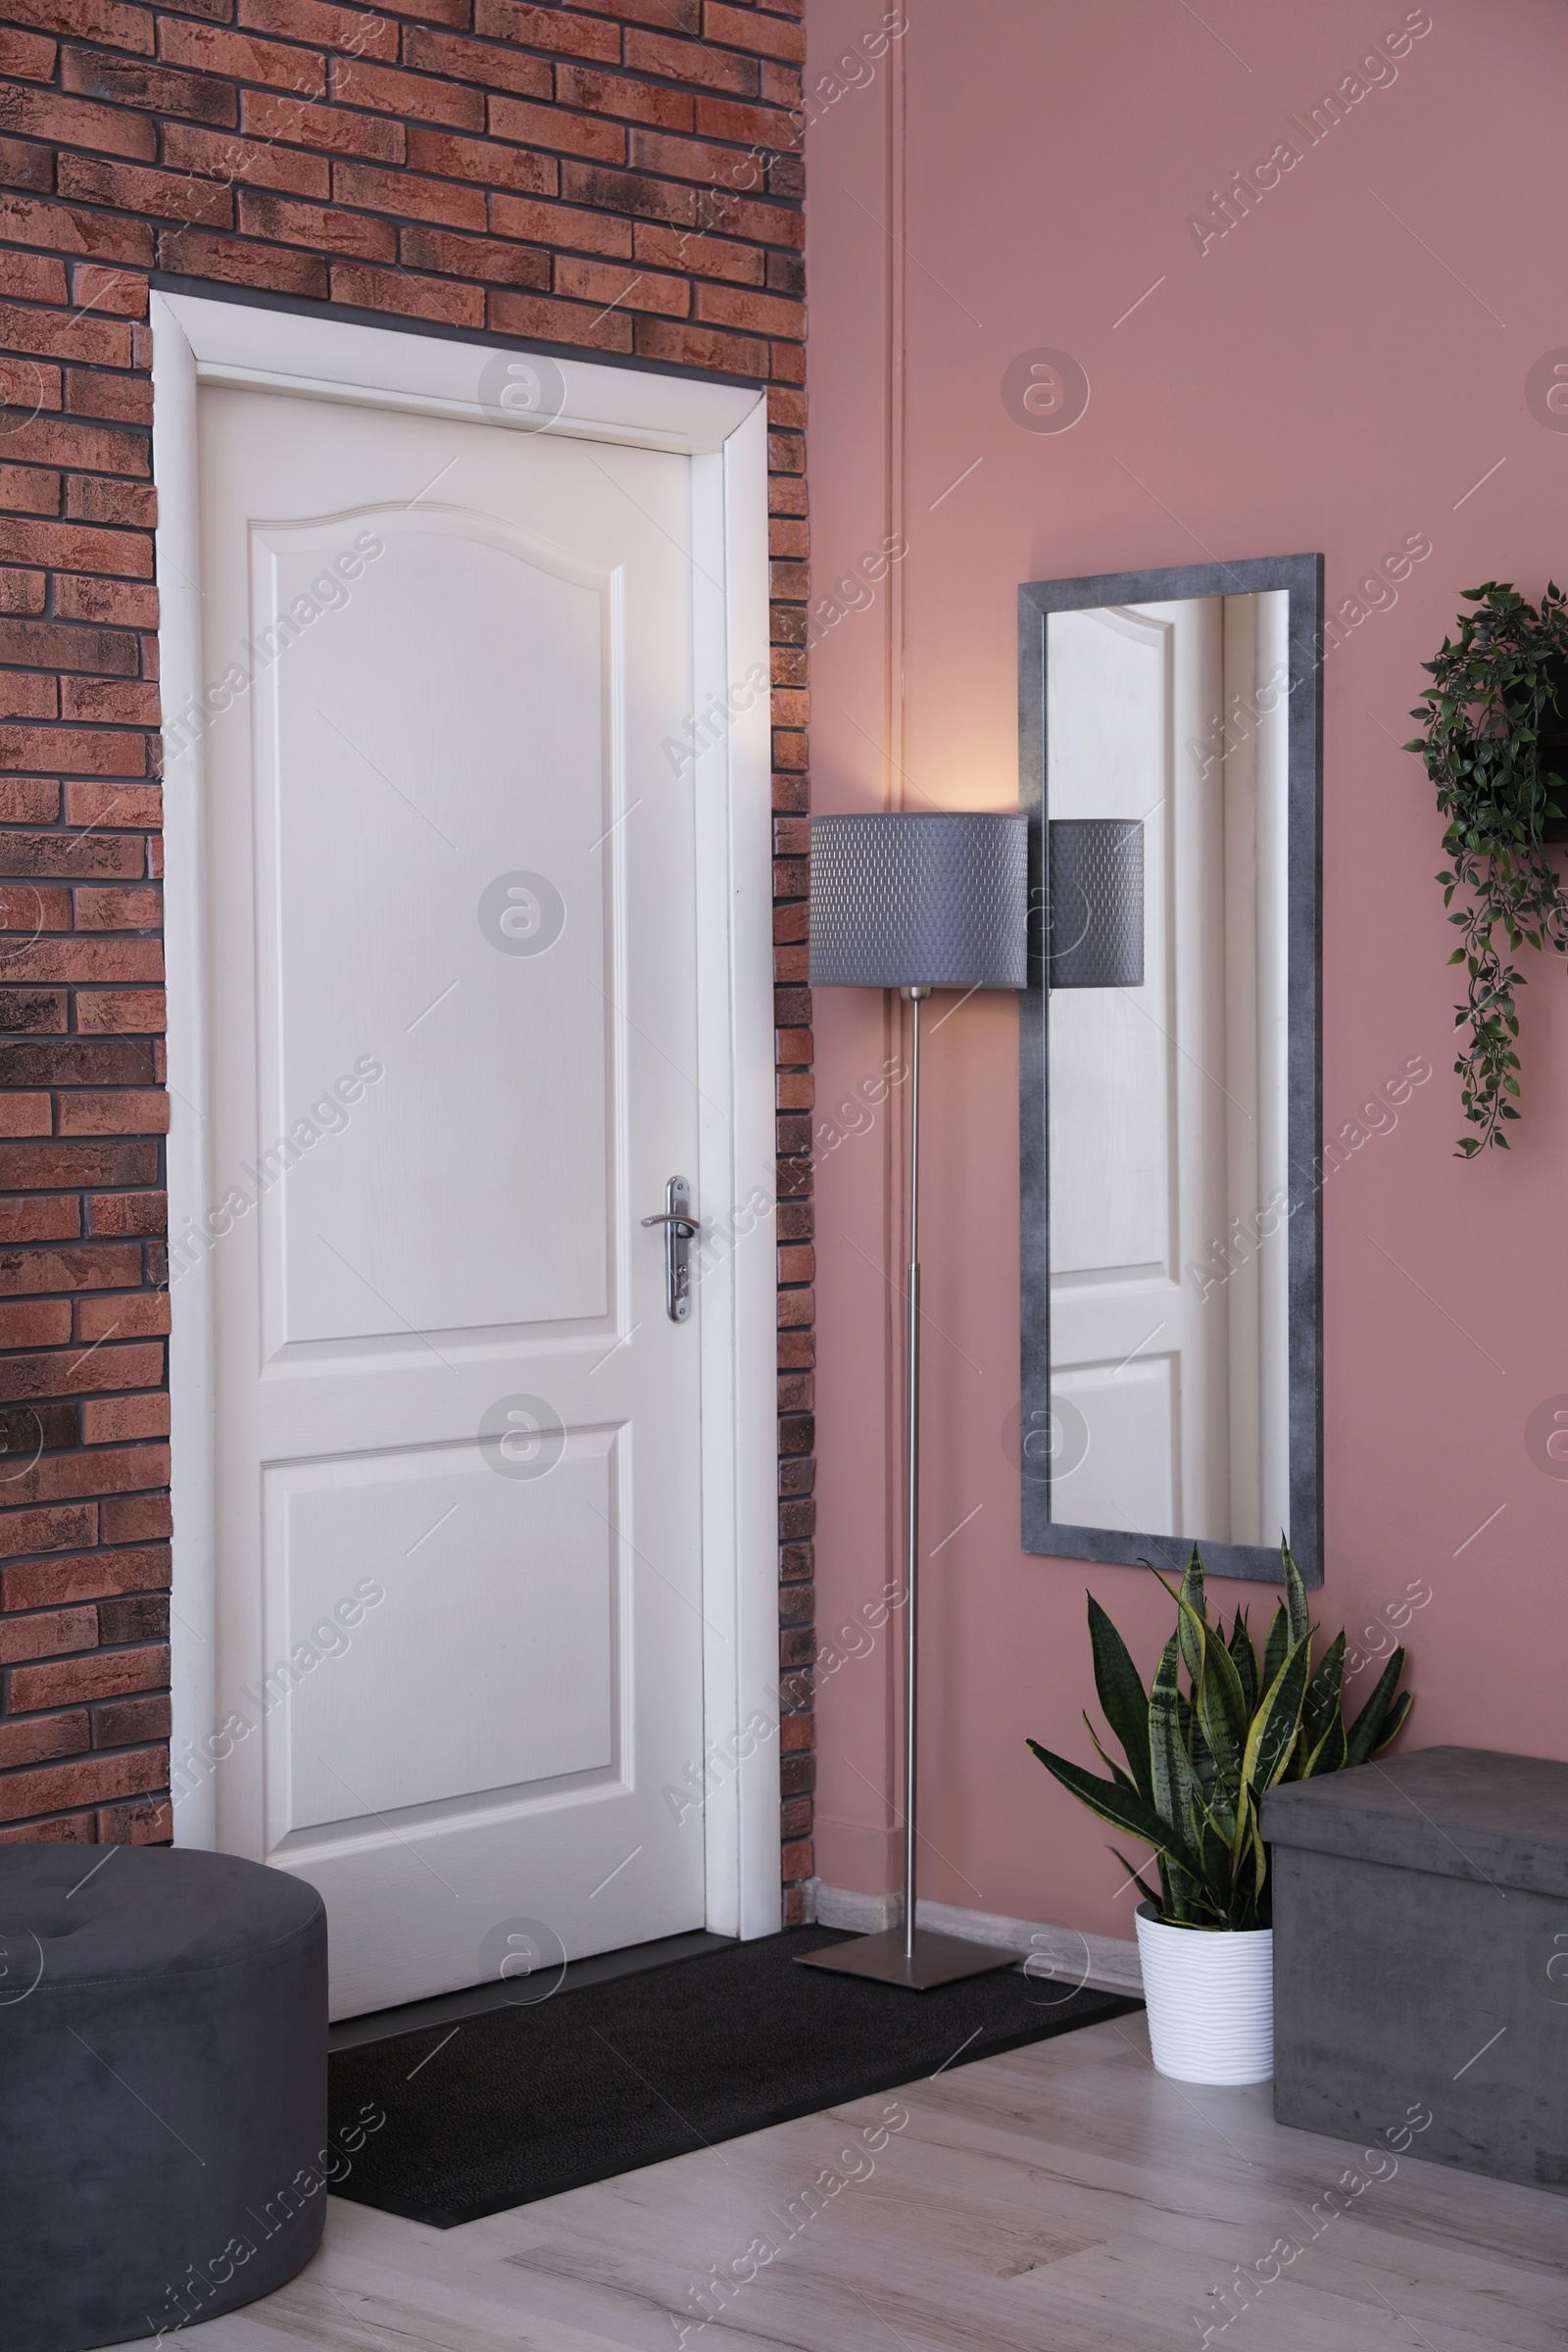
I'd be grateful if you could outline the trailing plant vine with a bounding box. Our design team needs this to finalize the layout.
[1407,580,1568,1155]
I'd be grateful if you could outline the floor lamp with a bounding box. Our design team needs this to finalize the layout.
[798,810,1029,1989]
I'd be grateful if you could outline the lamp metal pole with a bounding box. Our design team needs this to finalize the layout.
[901,983,928,1963]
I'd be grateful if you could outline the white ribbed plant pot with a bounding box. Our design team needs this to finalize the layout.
[1134,1903,1273,2084]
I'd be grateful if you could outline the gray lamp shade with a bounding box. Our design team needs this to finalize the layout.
[808,812,1028,991]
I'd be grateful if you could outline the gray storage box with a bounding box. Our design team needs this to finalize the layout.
[1263,1745,1568,2193]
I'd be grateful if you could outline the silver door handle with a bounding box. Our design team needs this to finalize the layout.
[642,1177,697,1321]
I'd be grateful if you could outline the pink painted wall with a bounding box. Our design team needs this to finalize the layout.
[802,0,1568,1942]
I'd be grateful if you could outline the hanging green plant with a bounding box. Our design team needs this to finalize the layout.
[1407,580,1568,1155]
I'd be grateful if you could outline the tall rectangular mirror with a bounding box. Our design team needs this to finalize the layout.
[1018,555,1323,1585]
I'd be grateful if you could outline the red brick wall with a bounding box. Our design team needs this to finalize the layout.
[0,0,814,1904]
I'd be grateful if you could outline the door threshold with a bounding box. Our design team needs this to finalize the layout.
[328,1929,737,2054]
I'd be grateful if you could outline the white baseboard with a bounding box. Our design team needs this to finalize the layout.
[804,1880,1143,1997]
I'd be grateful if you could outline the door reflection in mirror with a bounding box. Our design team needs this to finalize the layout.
[1044,592,1289,1552]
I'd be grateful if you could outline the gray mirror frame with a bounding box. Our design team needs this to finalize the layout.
[1018,553,1325,1588]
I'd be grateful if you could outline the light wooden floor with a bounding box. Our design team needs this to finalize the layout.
[132,2010,1565,2352]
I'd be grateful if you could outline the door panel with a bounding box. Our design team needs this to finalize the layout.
[193,385,706,2017]
[252,506,614,1348]
[1051,1354,1176,1537]
[265,1436,616,1837]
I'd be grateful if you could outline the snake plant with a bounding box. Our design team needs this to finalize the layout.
[1027,1544,1413,1931]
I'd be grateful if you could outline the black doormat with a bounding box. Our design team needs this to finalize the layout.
[326,1927,1141,2228]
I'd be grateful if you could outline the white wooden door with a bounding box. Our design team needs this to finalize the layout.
[190,383,709,2018]
[1047,599,1229,1543]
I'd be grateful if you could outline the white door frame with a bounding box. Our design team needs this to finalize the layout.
[152,289,782,1944]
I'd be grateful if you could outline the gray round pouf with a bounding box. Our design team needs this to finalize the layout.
[0,1845,327,2352]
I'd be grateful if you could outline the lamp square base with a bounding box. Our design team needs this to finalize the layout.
[795,1926,1020,1990]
